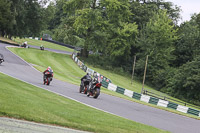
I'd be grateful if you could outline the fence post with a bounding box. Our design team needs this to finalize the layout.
[141,55,148,94]
[131,56,136,85]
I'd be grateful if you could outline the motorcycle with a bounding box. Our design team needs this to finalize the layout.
[40,46,44,50]
[20,42,29,48]
[43,70,53,85]
[80,79,91,94]
[0,54,4,65]
[87,78,102,99]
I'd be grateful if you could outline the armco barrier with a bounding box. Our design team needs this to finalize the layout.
[108,83,117,92]
[177,105,189,113]
[157,99,169,108]
[75,57,78,63]
[101,80,109,88]
[116,86,125,94]
[167,102,178,110]
[124,89,134,98]
[132,92,141,100]
[149,97,159,105]
[42,38,75,49]
[86,68,94,76]
[140,95,150,103]
[72,54,75,60]
[187,108,200,116]
[82,65,87,72]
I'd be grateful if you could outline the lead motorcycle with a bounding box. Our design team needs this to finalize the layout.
[0,54,4,65]
[43,70,53,85]
[80,79,91,94]
[87,77,102,99]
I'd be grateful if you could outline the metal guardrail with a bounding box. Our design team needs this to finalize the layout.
[143,89,200,110]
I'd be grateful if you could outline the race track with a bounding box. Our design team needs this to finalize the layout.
[0,43,200,133]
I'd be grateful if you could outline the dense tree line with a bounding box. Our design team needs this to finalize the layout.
[1,0,200,105]
[0,0,50,38]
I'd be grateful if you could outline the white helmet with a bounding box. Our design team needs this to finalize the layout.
[48,66,51,69]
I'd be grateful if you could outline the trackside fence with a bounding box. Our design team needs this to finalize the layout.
[143,89,200,110]
[71,53,200,117]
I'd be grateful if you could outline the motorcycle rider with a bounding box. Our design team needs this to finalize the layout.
[0,53,4,64]
[23,41,28,47]
[40,45,44,50]
[80,73,92,91]
[87,75,101,96]
[43,66,53,83]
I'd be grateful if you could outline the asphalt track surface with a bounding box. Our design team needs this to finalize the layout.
[0,43,200,133]
[28,45,73,55]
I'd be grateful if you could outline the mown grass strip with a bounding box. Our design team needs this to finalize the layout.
[0,73,168,133]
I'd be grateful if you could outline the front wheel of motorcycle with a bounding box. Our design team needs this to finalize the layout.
[79,86,82,93]
[47,78,50,85]
[93,88,100,99]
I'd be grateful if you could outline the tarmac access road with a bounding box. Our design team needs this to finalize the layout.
[0,43,200,133]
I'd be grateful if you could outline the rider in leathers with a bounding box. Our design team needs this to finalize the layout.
[43,66,53,83]
[80,73,91,91]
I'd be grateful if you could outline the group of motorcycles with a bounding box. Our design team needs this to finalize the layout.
[79,76,102,99]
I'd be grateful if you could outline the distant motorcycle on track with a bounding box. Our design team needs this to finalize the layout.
[0,54,4,65]
[20,41,29,48]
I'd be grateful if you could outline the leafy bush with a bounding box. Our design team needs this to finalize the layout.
[167,56,200,105]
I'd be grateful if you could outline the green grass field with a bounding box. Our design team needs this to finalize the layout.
[13,37,74,52]
[7,47,200,119]
[0,72,168,133]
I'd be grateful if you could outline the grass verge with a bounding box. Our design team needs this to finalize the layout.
[0,72,168,133]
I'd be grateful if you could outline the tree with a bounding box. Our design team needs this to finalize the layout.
[136,10,177,88]
[63,0,108,57]
[129,0,181,29]
[0,0,13,37]
[63,0,138,60]
[167,56,200,105]
[173,16,200,67]
[101,0,138,64]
